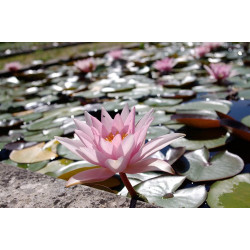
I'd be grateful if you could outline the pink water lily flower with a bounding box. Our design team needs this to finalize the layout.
[153,58,177,73]
[204,63,236,81]
[194,46,210,58]
[55,105,184,188]
[74,58,96,73]
[4,61,22,72]
[108,50,123,60]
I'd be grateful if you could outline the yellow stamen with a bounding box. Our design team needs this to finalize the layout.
[105,132,128,142]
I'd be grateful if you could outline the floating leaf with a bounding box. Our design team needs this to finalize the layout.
[171,127,230,150]
[134,176,207,208]
[175,147,244,182]
[24,128,64,142]
[165,100,231,114]
[144,98,183,107]
[146,126,170,139]
[166,147,186,165]
[207,174,250,208]
[54,161,97,179]
[241,115,250,127]
[220,119,250,142]
[38,159,73,175]
[57,144,82,160]
[9,142,57,163]
[171,110,220,128]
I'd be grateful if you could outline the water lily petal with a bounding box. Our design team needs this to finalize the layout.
[66,167,114,187]
[73,119,94,139]
[105,156,128,173]
[131,133,185,163]
[75,130,94,148]
[125,158,175,174]
[101,107,113,133]
[112,113,124,134]
[121,103,130,122]
[76,147,107,166]
[100,138,113,156]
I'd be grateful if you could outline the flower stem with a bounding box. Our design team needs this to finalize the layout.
[119,172,139,199]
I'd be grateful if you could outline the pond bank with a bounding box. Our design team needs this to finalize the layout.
[0,163,156,208]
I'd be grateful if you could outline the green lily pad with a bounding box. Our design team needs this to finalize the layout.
[207,174,250,208]
[24,128,64,142]
[52,161,100,179]
[175,148,244,182]
[146,126,170,139]
[72,90,105,99]
[171,127,230,150]
[27,161,50,172]
[57,143,82,161]
[136,112,171,126]
[241,115,250,127]
[238,89,250,99]
[144,98,183,107]
[192,85,227,93]
[165,100,232,114]
[19,112,43,122]
[134,176,207,208]
[38,159,73,175]
[27,116,64,131]
[0,142,6,150]
[166,147,186,165]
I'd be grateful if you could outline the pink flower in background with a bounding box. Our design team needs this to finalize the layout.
[74,58,96,73]
[153,58,177,73]
[204,42,222,50]
[108,50,123,60]
[4,61,22,72]
[55,104,184,187]
[194,46,210,58]
[204,63,236,81]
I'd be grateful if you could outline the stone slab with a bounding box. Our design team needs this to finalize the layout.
[0,163,156,208]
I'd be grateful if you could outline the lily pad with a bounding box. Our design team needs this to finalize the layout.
[146,126,170,139]
[134,176,207,208]
[24,128,64,142]
[38,159,73,175]
[220,119,250,142]
[144,98,183,107]
[171,127,230,150]
[57,143,82,161]
[171,110,220,129]
[9,142,58,163]
[175,147,244,182]
[241,115,250,127]
[238,89,250,100]
[207,174,250,208]
[53,161,97,179]
[165,100,231,114]
[166,147,186,165]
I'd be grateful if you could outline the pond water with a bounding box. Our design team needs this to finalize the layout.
[0,42,249,208]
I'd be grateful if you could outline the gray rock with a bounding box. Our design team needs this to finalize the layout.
[0,163,156,208]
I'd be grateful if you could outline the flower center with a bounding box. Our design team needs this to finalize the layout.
[105,132,128,142]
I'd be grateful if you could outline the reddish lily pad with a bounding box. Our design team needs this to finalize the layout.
[220,119,250,142]
[171,110,220,128]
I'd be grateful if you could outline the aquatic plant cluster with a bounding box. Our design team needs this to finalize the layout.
[0,42,249,207]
